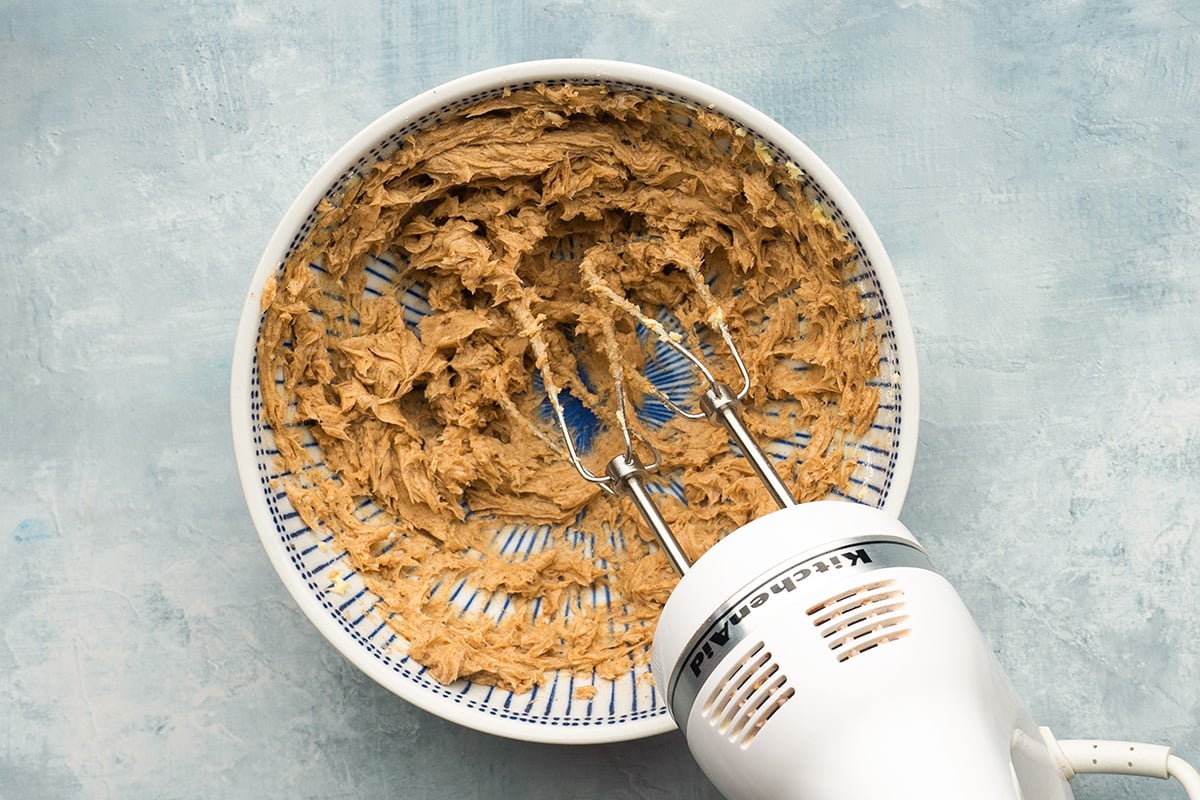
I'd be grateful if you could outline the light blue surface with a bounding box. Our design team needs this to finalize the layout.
[2,1,1197,798]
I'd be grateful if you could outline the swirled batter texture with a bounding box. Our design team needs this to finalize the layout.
[257,84,879,693]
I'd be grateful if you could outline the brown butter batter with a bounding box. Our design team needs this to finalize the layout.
[257,84,879,693]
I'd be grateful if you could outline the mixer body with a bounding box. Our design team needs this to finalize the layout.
[651,501,1074,800]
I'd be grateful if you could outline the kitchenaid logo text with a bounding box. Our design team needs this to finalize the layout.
[686,547,875,679]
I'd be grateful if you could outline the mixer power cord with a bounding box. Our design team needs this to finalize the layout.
[1041,728,1200,798]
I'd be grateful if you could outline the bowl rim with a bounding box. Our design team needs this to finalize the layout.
[230,57,920,744]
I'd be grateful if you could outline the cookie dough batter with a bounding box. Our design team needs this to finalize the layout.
[257,83,879,693]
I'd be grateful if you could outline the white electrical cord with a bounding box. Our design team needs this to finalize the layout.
[1169,756,1200,798]
[1040,728,1200,798]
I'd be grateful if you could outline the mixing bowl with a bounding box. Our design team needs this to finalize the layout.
[230,59,918,744]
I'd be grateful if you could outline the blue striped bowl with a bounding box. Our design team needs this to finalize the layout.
[230,60,918,744]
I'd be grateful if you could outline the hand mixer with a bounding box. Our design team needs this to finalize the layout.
[537,283,1200,800]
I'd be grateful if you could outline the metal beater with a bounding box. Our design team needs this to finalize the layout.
[539,287,795,576]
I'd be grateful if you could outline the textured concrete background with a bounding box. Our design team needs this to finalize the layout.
[2,1,1197,798]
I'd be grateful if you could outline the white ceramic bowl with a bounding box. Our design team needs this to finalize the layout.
[230,59,919,744]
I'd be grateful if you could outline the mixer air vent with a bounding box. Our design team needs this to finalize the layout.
[701,641,795,747]
[807,579,911,663]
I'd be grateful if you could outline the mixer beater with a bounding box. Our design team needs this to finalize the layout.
[538,266,797,576]
[532,285,1198,800]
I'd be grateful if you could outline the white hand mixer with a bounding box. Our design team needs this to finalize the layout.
[538,289,1199,800]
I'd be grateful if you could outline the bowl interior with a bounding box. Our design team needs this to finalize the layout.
[232,62,916,744]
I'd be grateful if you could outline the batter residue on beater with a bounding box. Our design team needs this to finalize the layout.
[257,83,880,693]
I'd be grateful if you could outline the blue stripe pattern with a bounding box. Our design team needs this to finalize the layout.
[245,79,910,736]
